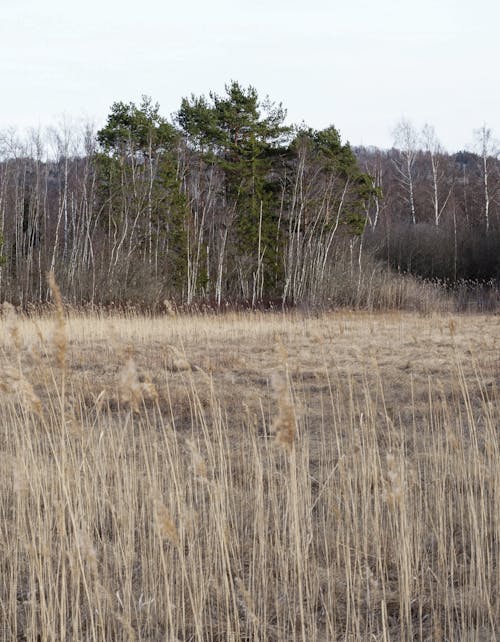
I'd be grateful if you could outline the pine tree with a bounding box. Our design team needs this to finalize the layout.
[177,81,290,299]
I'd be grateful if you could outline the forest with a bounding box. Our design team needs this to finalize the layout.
[0,81,499,311]
[1,82,499,642]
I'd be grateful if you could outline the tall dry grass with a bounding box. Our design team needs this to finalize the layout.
[0,305,498,641]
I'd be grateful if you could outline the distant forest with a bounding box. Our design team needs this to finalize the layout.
[0,82,499,310]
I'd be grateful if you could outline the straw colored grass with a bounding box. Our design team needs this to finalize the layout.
[0,307,498,641]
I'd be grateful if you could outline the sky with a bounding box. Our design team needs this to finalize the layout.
[1,0,499,152]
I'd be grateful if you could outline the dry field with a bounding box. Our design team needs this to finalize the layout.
[0,301,499,641]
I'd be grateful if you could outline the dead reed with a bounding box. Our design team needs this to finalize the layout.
[0,309,498,641]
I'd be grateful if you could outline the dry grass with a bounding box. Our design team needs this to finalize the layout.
[0,307,498,641]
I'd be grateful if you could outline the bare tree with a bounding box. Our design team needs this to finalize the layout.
[393,119,418,224]
[421,124,452,226]
[474,124,498,232]
[361,149,384,230]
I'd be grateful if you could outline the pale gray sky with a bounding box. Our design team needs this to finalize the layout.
[1,0,498,151]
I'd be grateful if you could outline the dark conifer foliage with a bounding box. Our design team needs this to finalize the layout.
[0,86,498,309]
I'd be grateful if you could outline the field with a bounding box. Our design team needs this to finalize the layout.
[0,303,499,641]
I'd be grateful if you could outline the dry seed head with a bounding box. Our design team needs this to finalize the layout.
[186,438,208,479]
[17,378,43,416]
[166,345,191,372]
[0,367,42,415]
[384,451,404,505]
[118,359,158,412]
[1,301,14,316]
[75,529,98,575]
[163,299,176,316]
[141,373,158,403]
[445,425,460,451]
[153,495,179,546]
[94,389,107,415]
[3,302,22,353]
[118,359,142,411]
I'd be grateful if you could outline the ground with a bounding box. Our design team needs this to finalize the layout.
[0,309,498,641]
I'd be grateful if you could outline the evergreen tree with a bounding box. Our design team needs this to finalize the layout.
[289,125,376,236]
[96,97,188,289]
[177,81,290,298]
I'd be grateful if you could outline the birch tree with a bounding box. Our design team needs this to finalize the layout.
[474,124,498,232]
[421,124,452,226]
[282,126,375,305]
[393,119,418,224]
[96,98,186,292]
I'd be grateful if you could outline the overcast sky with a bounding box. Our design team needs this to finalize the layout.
[1,0,498,152]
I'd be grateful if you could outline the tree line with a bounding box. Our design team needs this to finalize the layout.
[0,83,498,310]
[358,120,500,285]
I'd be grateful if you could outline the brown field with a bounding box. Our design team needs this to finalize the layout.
[0,305,499,641]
